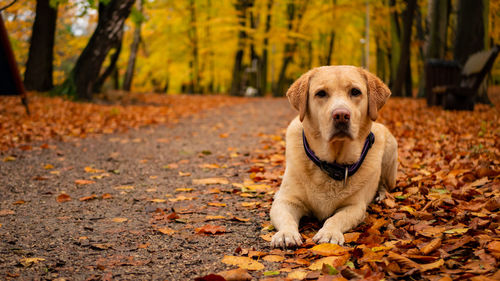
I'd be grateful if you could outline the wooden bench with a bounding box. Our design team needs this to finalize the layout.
[425,45,500,110]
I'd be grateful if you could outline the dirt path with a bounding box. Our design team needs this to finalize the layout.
[0,98,295,280]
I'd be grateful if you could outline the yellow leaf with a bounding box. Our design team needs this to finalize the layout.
[114,185,134,190]
[221,256,264,271]
[401,206,416,214]
[20,257,45,267]
[241,202,260,207]
[3,156,16,162]
[84,166,104,173]
[308,255,349,270]
[168,195,195,202]
[112,217,128,223]
[205,215,226,220]
[44,164,54,170]
[262,255,285,262]
[260,233,274,242]
[208,202,226,207]
[199,163,220,169]
[149,198,166,203]
[287,270,308,280]
[157,227,175,235]
[192,177,229,185]
[310,243,348,256]
[175,187,194,192]
[178,171,191,176]
[74,179,95,185]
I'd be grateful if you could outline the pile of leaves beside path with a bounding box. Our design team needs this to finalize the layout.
[192,99,499,280]
[0,93,248,151]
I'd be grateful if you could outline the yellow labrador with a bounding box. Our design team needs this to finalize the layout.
[270,66,397,248]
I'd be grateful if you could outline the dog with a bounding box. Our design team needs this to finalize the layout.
[270,65,398,248]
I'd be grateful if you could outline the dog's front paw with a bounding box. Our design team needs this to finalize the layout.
[271,230,303,248]
[313,228,344,245]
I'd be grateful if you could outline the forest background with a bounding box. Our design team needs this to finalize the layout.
[3,0,500,100]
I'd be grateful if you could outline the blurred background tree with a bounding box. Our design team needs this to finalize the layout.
[2,0,499,100]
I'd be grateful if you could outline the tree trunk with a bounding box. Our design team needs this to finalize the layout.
[258,0,273,96]
[93,38,122,93]
[58,0,135,100]
[187,0,200,94]
[388,0,401,88]
[454,0,485,65]
[375,37,387,82]
[274,0,308,96]
[392,0,417,97]
[123,0,143,92]
[230,0,253,96]
[24,0,57,92]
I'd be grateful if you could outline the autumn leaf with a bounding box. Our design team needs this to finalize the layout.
[56,194,71,203]
[74,179,95,185]
[217,268,252,281]
[19,257,45,267]
[0,209,15,216]
[310,243,349,256]
[207,202,226,207]
[113,185,134,190]
[79,194,97,201]
[192,178,229,185]
[195,224,226,235]
[262,255,285,262]
[221,256,264,271]
[101,193,113,199]
[157,227,175,235]
[111,217,128,223]
[308,255,350,270]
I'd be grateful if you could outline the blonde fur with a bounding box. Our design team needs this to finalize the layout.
[270,66,397,248]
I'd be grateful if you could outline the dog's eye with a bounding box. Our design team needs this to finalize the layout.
[350,88,362,97]
[315,90,327,98]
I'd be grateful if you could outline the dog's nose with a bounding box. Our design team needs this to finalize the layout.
[332,108,350,124]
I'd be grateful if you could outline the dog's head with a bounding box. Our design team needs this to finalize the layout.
[286,66,390,142]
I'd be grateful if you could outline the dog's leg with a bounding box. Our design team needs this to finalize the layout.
[312,204,366,245]
[270,200,305,248]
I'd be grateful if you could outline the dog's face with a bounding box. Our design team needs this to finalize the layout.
[287,66,391,142]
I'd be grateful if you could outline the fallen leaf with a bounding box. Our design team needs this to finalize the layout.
[13,200,26,205]
[260,233,273,242]
[0,209,15,216]
[192,178,229,185]
[102,193,113,199]
[287,270,309,280]
[221,255,264,271]
[168,195,196,202]
[149,198,166,203]
[111,217,128,223]
[44,164,54,169]
[308,255,350,270]
[310,243,348,256]
[113,185,134,190]
[205,215,227,220]
[3,156,16,162]
[218,268,252,281]
[175,187,194,192]
[84,166,105,173]
[79,194,98,201]
[262,255,285,262]
[56,194,71,203]
[208,202,226,207]
[195,224,227,235]
[75,179,95,185]
[157,227,175,235]
[19,257,45,267]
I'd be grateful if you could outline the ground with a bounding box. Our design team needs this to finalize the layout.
[0,95,499,280]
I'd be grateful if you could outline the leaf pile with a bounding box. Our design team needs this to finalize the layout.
[0,93,248,151]
[196,98,499,280]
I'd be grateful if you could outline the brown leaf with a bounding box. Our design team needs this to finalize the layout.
[217,268,252,281]
[310,243,349,256]
[56,194,71,203]
[195,224,226,235]
[420,237,442,255]
[79,194,98,201]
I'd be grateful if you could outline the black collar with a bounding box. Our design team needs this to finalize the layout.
[302,131,375,181]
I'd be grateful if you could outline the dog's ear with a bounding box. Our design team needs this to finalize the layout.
[286,69,315,122]
[360,68,391,121]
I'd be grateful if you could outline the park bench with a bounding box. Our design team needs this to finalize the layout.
[425,45,500,110]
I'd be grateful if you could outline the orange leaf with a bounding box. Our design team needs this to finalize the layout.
[79,194,97,201]
[75,179,95,185]
[195,224,227,235]
[56,194,71,203]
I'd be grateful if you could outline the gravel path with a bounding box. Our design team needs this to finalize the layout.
[0,98,295,280]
